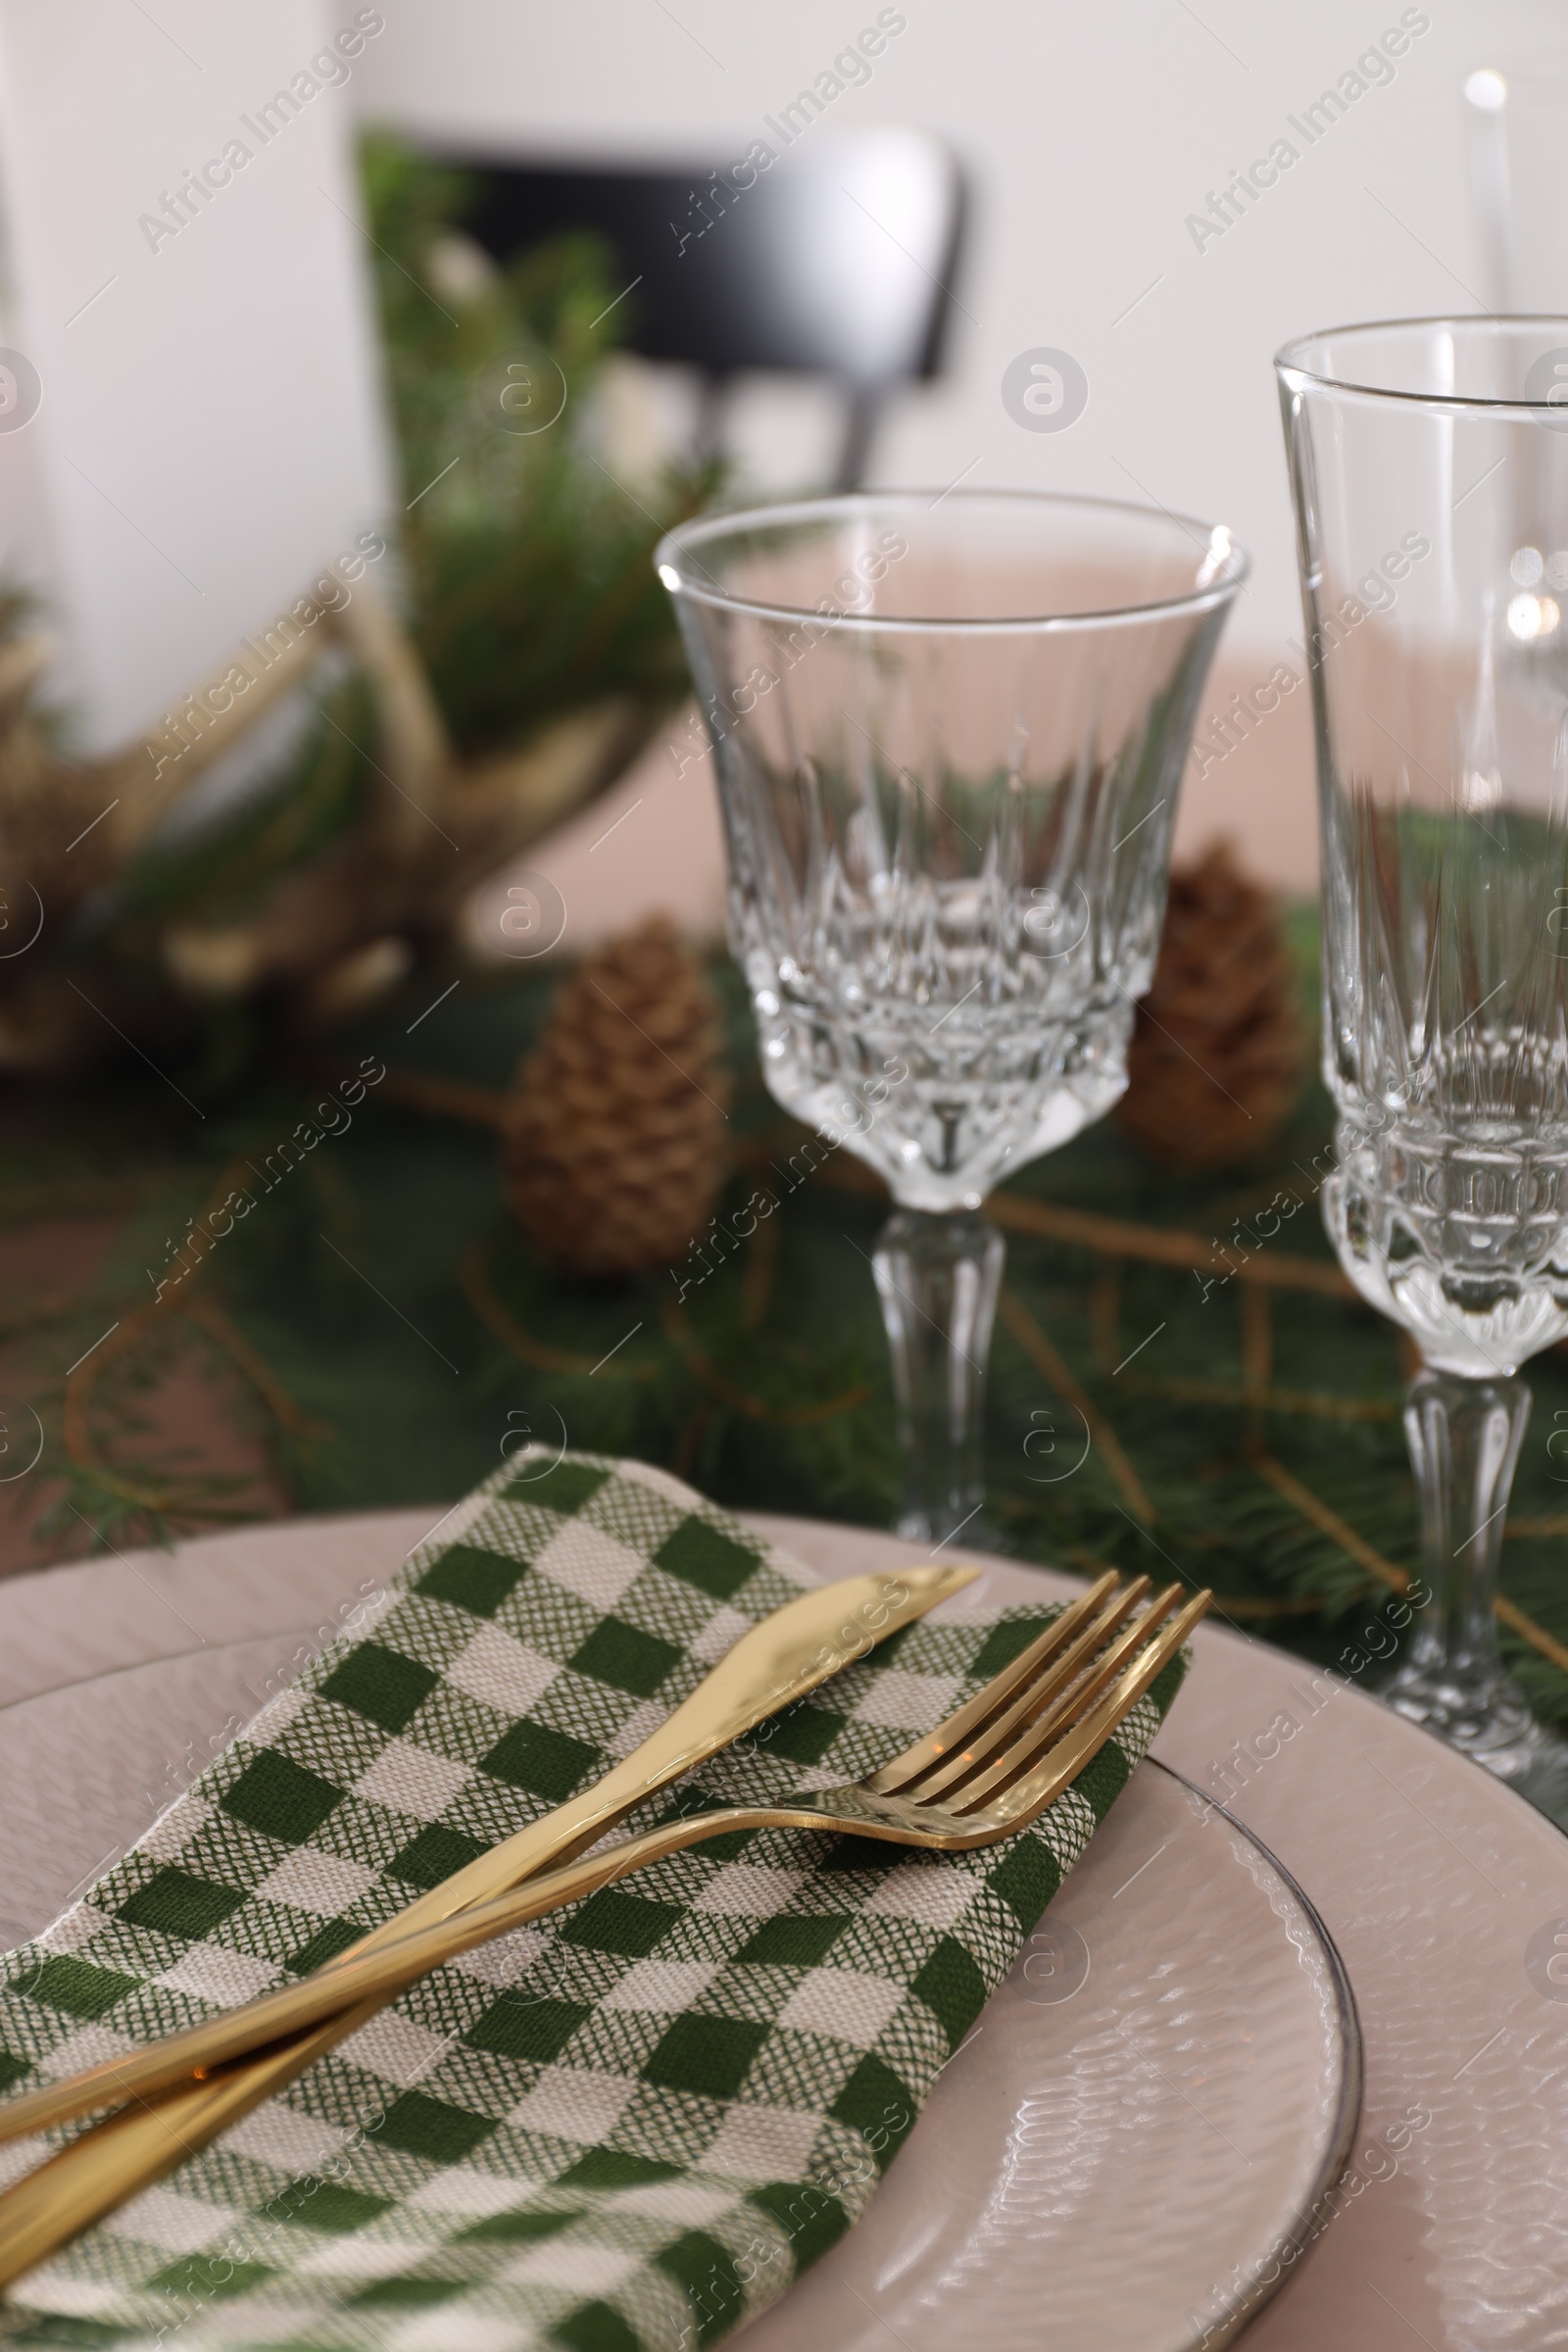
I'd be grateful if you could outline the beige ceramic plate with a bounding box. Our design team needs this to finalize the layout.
[0,1633,1359,2351]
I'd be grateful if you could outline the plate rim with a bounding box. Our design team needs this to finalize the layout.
[1137,1760,1364,2350]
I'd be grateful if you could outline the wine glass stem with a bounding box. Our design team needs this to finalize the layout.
[1398,1365,1530,1710]
[872,1208,1004,1545]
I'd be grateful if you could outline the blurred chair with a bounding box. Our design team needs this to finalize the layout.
[446,124,966,490]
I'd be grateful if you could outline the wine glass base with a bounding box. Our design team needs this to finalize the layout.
[1381,1663,1568,1830]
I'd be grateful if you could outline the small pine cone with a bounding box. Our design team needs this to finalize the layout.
[503,917,730,1277]
[1116,842,1304,1172]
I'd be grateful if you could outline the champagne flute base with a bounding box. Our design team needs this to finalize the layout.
[1381,1661,1568,1829]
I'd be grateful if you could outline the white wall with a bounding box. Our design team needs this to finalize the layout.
[0,0,390,755]
[353,0,1565,886]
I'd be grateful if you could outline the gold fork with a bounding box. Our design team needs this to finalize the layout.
[0,1574,1206,2286]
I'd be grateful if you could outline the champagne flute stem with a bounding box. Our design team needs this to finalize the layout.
[1387,1366,1532,1748]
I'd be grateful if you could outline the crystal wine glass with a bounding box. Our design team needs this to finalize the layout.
[656,492,1245,1543]
[1277,317,1568,1817]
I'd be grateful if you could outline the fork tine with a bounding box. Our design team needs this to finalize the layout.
[949,1585,1186,1811]
[864,1569,1124,1794]
[973,1589,1212,1830]
[892,1576,1152,1802]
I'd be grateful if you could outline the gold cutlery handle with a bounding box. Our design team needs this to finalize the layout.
[0,1812,762,2153]
[0,1812,768,2293]
[0,1564,971,2152]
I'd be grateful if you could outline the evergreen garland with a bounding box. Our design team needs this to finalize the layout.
[9,921,1568,1733]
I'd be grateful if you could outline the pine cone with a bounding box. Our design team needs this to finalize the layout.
[1116,842,1304,1172]
[503,917,730,1276]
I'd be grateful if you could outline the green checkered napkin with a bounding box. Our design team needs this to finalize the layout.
[0,1455,1184,2352]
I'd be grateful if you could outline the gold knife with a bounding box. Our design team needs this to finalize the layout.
[0,1561,975,2282]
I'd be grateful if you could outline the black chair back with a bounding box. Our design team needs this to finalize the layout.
[447,125,966,488]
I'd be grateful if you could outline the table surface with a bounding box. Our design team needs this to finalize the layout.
[1,1506,1564,2350]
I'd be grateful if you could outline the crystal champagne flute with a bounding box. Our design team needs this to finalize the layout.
[1277,317,1568,1817]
